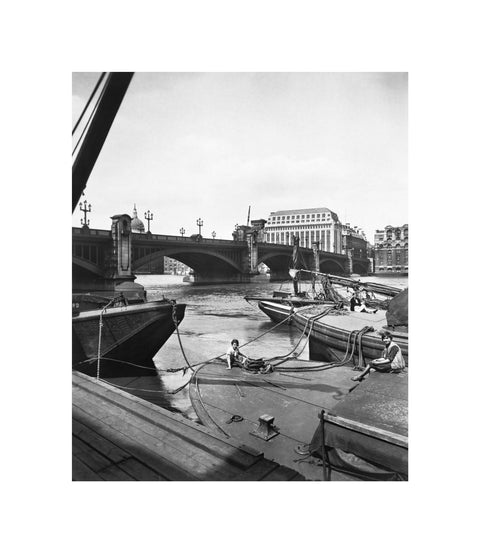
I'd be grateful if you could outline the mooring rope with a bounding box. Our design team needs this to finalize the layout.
[79,299,372,392]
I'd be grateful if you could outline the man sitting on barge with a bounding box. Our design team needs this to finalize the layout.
[351,331,405,382]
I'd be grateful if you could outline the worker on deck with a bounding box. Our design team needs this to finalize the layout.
[226,339,246,370]
[351,331,405,381]
[350,293,377,314]
[226,338,273,373]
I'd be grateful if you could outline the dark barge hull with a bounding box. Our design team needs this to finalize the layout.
[72,300,186,366]
[292,307,408,366]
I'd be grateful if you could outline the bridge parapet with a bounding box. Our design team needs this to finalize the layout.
[73,224,361,289]
[132,233,246,247]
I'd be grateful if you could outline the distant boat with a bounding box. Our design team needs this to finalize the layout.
[246,237,400,324]
[183,270,195,283]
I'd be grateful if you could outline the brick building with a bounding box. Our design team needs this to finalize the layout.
[374,224,408,274]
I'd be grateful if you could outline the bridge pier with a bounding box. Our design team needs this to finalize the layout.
[73,214,145,302]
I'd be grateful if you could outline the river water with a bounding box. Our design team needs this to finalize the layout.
[98,274,408,421]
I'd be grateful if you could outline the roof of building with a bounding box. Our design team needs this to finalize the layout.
[269,207,333,216]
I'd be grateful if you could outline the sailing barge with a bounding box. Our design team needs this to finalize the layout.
[72,296,186,365]
[292,287,408,366]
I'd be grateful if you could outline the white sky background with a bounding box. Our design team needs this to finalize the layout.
[72,72,407,242]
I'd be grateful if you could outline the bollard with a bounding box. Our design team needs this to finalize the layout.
[250,414,279,441]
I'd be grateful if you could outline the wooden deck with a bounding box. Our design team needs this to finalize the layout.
[72,371,305,481]
[189,360,362,480]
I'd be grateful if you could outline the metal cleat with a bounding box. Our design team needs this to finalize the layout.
[250,414,279,441]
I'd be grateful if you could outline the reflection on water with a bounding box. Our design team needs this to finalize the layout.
[96,274,408,420]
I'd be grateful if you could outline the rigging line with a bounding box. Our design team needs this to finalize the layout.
[73,356,188,373]
[72,72,106,136]
[191,366,230,437]
[274,327,362,372]
[238,311,294,348]
[265,309,320,366]
[72,72,110,157]
[98,378,168,394]
[267,307,336,367]
[73,306,295,376]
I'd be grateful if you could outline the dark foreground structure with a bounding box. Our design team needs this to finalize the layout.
[72,372,305,481]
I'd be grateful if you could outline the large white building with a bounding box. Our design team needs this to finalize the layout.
[264,208,343,253]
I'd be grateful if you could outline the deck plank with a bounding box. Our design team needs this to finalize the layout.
[72,456,103,481]
[73,435,116,473]
[73,418,132,464]
[74,372,262,469]
[73,424,167,481]
[73,388,242,480]
[114,458,167,481]
[73,404,197,481]
[97,464,136,481]
[73,372,305,481]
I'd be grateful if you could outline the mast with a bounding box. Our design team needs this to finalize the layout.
[246,205,251,227]
[72,72,134,212]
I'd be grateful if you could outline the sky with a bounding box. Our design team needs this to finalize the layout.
[72,72,407,243]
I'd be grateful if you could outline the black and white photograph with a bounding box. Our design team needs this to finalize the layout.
[5,1,478,551]
[72,72,408,482]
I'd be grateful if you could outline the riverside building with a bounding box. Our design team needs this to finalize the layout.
[374,224,408,274]
[341,223,368,258]
[264,208,343,253]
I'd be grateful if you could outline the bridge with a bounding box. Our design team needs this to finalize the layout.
[72,214,369,292]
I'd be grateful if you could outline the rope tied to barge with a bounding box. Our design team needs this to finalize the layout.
[77,301,374,396]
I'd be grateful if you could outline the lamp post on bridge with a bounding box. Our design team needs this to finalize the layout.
[144,210,153,234]
[196,218,203,236]
[211,231,216,239]
[180,227,185,238]
[80,199,91,228]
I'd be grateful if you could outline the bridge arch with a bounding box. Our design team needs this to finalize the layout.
[133,247,243,276]
[256,251,299,281]
[352,261,369,275]
[318,258,346,275]
[72,256,104,277]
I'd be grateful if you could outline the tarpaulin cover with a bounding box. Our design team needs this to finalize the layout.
[310,372,408,477]
[386,287,408,328]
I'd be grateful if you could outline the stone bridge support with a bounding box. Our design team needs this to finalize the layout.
[345,249,353,274]
[247,231,258,272]
[312,241,320,273]
[100,214,145,300]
